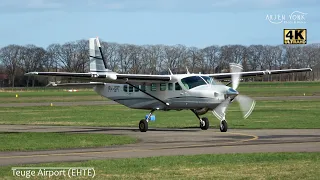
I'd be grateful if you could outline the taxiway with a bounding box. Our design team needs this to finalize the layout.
[0,125,319,166]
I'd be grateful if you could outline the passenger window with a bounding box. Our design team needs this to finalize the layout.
[140,85,146,91]
[134,86,139,92]
[123,85,128,92]
[168,83,173,90]
[151,83,157,91]
[160,83,166,91]
[129,85,134,92]
[175,82,182,90]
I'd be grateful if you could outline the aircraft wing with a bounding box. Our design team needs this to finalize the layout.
[25,72,171,84]
[206,68,312,79]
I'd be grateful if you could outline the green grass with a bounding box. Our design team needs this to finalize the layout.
[0,152,319,179]
[0,96,107,103]
[237,81,320,96]
[1,100,319,129]
[0,90,97,97]
[0,90,106,103]
[0,132,136,151]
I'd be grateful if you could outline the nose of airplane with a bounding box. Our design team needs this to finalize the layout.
[226,87,239,99]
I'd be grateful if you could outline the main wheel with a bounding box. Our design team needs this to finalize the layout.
[220,120,228,132]
[139,119,148,132]
[200,117,209,130]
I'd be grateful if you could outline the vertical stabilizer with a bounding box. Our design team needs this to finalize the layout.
[89,37,109,72]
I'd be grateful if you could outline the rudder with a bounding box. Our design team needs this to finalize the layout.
[89,37,109,72]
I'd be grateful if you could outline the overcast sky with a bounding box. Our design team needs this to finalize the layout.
[0,0,319,48]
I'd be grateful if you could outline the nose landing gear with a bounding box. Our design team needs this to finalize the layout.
[219,120,228,132]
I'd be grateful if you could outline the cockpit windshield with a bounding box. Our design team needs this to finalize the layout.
[201,76,216,85]
[181,76,207,90]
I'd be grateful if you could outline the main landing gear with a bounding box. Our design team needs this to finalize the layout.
[191,109,209,130]
[139,109,155,132]
[139,109,227,132]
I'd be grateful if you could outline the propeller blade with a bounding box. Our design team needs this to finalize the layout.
[230,63,243,90]
[235,95,256,119]
[212,98,230,121]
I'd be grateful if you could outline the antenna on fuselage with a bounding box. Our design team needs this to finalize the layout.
[186,67,190,74]
[168,69,173,75]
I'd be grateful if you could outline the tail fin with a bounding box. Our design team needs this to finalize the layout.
[89,37,109,72]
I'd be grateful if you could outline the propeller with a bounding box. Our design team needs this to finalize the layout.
[235,94,256,119]
[230,63,242,90]
[212,63,256,120]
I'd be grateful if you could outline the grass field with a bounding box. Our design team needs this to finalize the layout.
[0,81,319,103]
[1,100,319,129]
[0,90,105,103]
[0,132,136,151]
[0,152,319,179]
[238,81,320,96]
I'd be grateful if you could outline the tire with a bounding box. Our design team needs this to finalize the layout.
[200,117,209,130]
[139,119,148,132]
[220,120,228,132]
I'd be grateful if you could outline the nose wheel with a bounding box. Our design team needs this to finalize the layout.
[220,120,228,132]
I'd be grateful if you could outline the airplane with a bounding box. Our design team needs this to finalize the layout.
[25,37,312,132]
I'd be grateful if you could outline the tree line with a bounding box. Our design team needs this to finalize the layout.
[0,39,319,87]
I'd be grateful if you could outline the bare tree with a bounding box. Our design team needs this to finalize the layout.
[202,45,220,73]
[0,45,22,87]
[118,44,133,73]
[75,39,89,72]
[163,45,187,73]
[45,44,59,72]
[130,45,143,74]
[101,41,119,72]
[246,45,264,71]
[187,47,204,73]
[1,39,320,87]
[55,41,84,72]
[20,45,46,87]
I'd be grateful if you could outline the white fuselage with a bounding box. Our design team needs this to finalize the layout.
[94,74,230,110]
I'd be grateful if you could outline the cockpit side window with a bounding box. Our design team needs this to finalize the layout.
[175,82,182,90]
[181,76,207,89]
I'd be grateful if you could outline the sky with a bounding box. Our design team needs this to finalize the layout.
[0,0,319,48]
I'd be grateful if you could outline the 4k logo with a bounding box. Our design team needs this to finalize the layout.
[284,29,307,44]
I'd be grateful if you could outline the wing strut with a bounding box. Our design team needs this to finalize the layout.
[126,82,169,107]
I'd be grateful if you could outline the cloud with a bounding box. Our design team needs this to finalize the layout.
[0,0,64,13]
[26,0,62,9]
[0,0,62,9]
[104,2,124,10]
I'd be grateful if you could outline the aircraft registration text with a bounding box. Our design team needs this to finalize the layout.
[108,85,120,92]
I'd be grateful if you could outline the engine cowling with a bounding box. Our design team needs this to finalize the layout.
[194,108,209,115]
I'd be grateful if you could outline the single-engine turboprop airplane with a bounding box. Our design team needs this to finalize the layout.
[26,37,312,132]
